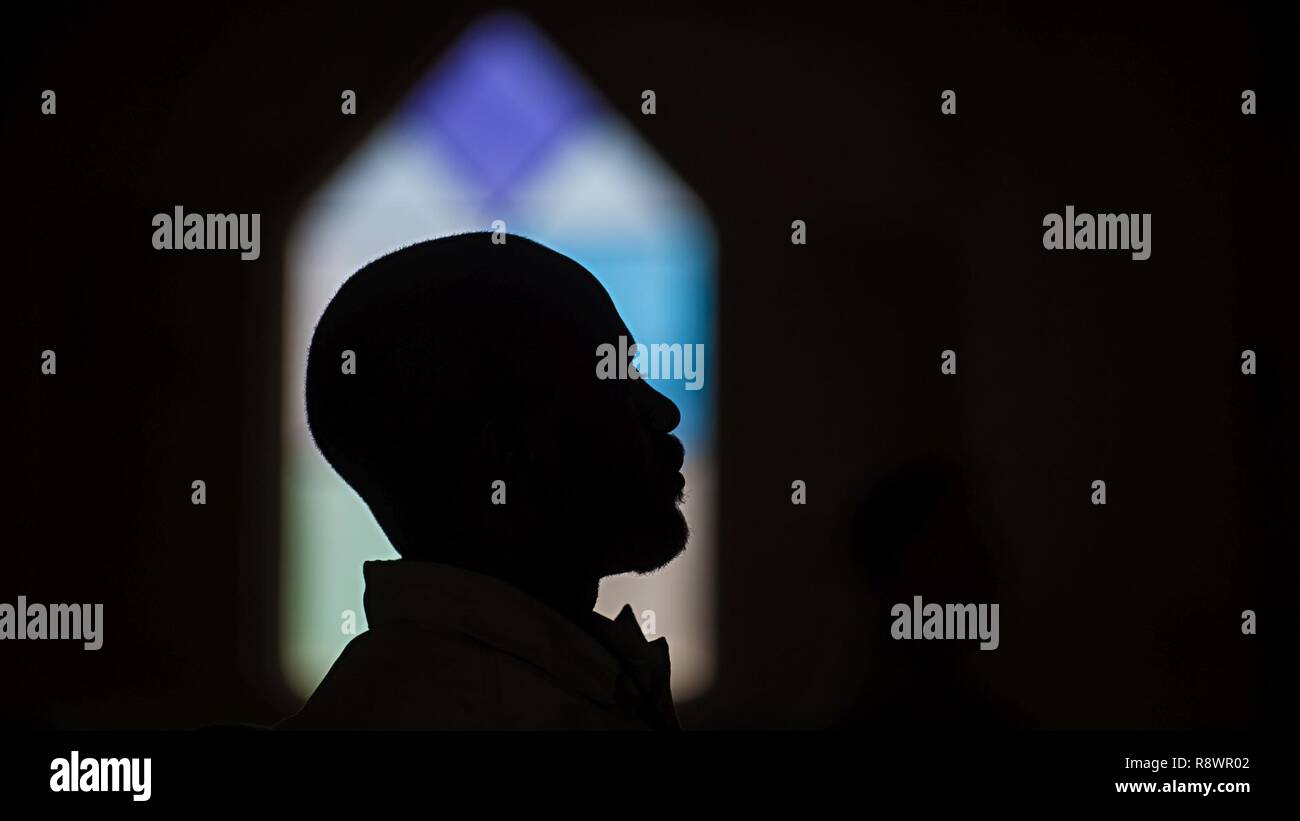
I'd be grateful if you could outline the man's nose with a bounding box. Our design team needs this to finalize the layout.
[636,381,681,433]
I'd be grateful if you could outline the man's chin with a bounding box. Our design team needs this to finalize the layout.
[605,509,689,576]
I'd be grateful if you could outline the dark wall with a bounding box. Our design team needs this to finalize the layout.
[6,2,1295,729]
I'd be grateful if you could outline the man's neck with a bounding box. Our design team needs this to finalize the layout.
[508,572,600,622]
[455,558,600,623]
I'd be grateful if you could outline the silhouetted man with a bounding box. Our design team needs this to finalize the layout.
[279,233,688,730]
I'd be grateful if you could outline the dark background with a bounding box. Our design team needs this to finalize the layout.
[5,2,1296,730]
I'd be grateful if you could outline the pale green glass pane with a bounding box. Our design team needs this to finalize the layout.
[281,448,395,698]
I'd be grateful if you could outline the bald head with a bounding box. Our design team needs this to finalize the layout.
[305,233,687,598]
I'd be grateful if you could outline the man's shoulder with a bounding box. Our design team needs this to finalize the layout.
[279,621,649,730]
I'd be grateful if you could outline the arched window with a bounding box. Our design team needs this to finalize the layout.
[281,13,717,700]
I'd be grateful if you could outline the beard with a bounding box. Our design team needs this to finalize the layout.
[582,486,689,578]
[534,432,690,578]
[620,501,690,575]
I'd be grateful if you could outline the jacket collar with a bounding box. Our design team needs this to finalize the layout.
[361,559,675,723]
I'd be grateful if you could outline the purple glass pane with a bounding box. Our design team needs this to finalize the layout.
[399,14,597,199]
